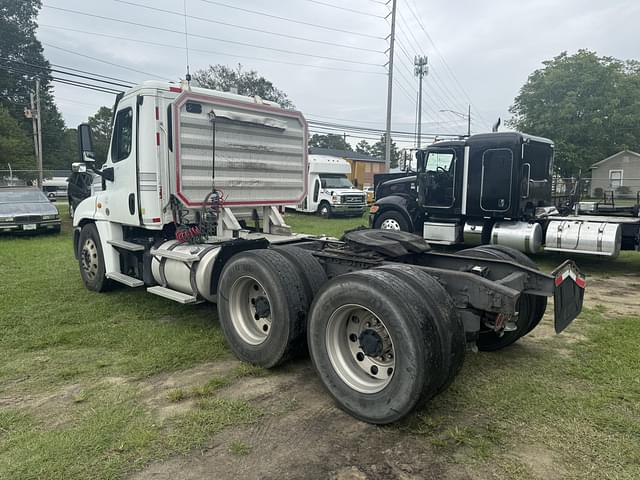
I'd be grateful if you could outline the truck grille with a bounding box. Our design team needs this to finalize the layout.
[15,215,42,223]
[341,195,364,204]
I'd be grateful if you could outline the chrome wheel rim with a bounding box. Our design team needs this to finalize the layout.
[325,304,395,394]
[320,206,329,217]
[380,218,400,230]
[229,275,272,345]
[81,238,99,280]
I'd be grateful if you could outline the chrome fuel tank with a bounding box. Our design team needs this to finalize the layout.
[490,221,543,254]
[545,220,621,257]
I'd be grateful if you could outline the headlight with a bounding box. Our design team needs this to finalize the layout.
[332,195,341,204]
[0,216,14,222]
[42,214,58,220]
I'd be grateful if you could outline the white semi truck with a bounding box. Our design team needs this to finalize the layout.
[72,80,585,424]
[293,155,366,217]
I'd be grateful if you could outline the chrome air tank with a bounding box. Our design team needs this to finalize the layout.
[490,221,543,254]
[545,220,621,258]
[151,240,221,301]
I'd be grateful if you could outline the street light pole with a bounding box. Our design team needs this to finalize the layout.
[439,106,471,137]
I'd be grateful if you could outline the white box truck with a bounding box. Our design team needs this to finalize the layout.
[71,80,585,424]
[293,155,366,217]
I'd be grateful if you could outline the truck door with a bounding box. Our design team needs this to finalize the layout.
[103,98,139,225]
[418,148,457,209]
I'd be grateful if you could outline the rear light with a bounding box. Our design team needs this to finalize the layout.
[369,205,380,213]
[169,86,182,93]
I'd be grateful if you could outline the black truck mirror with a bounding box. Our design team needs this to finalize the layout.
[77,123,96,163]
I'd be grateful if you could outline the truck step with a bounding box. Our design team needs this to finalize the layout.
[147,286,200,304]
[107,239,145,252]
[106,272,144,287]
[151,248,200,262]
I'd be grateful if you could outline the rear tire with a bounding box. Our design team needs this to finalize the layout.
[274,246,327,301]
[308,269,445,424]
[78,223,112,292]
[373,209,410,232]
[473,245,547,333]
[217,249,310,368]
[458,246,534,351]
[374,264,465,392]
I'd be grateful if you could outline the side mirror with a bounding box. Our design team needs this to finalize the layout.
[71,162,87,173]
[77,123,95,162]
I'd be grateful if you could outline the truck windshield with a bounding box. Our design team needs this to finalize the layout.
[320,174,353,189]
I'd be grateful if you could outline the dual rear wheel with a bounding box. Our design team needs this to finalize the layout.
[217,249,465,424]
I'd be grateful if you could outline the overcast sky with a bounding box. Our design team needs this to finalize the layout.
[38,0,640,148]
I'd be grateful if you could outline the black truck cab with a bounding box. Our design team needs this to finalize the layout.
[372,132,554,244]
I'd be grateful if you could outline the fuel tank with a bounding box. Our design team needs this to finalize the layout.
[151,240,221,301]
[545,220,621,257]
[490,221,543,254]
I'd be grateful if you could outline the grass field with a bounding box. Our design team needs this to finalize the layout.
[0,208,639,479]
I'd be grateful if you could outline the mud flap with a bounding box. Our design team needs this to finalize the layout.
[551,260,586,333]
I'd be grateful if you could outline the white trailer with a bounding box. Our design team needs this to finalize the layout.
[293,155,366,217]
[72,81,585,424]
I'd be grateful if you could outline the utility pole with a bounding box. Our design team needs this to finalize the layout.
[384,0,397,171]
[467,104,471,137]
[414,56,428,148]
[35,78,44,188]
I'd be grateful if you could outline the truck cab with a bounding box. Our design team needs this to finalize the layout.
[293,154,366,217]
[372,132,555,251]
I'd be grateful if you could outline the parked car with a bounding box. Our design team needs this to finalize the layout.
[0,187,61,234]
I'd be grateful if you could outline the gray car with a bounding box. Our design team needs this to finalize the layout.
[0,188,61,234]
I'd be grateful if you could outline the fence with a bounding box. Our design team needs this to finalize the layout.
[0,170,71,187]
[553,176,640,203]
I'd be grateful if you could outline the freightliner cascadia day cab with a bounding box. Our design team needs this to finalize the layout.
[292,154,367,217]
[72,81,585,424]
[371,132,640,257]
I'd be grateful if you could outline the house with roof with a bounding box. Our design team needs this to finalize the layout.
[589,150,640,198]
[308,147,385,188]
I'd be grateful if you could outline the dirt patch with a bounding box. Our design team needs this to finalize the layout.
[581,274,640,316]
[514,446,567,480]
[131,363,469,480]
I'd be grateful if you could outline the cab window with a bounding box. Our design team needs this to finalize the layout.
[425,151,455,172]
[111,108,133,163]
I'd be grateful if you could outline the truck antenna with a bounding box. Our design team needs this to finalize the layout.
[183,0,191,83]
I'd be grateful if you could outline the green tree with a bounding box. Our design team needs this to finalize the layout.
[192,64,293,108]
[87,106,113,166]
[355,139,371,154]
[509,50,640,175]
[370,135,399,168]
[0,105,35,178]
[308,133,353,151]
[0,0,70,170]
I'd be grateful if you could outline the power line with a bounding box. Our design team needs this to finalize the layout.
[42,42,173,80]
[113,0,384,54]
[198,0,386,40]
[42,5,383,67]
[404,0,490,126]
[39,25,386,76]
[298,0,385,18]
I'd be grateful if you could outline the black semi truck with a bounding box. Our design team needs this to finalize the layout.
[371,132,640,257]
